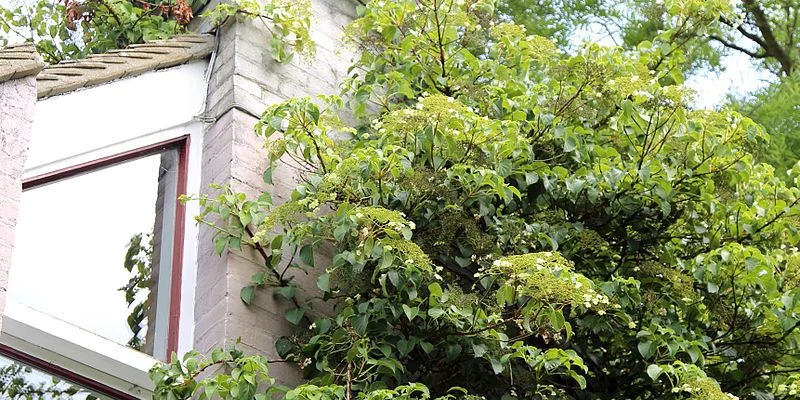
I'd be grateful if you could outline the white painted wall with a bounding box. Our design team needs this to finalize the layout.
[26,61,208,178]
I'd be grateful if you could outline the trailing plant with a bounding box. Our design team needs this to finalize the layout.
[153,0,800,398]
[0,0,312,64]
[0,0,198,63]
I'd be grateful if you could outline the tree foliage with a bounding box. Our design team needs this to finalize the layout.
[728,73,800,180]
[494,0,613,48]
[0,361,95,399]
[149,0,800,399]
[120,232,153,351]
[0,0,312,64]
[588,0,800,78]
[0,0,198,63]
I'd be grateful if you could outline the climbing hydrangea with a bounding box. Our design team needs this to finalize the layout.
[482,252,610,312]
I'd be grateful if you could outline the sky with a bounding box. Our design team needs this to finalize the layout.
[687,50,774,109]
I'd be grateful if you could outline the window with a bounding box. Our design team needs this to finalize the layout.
[3,136,191,399]
[9,140,187,360]
[2,58,207,400]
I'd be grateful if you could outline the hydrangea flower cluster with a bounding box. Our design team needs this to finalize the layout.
[670,378,739,400]
[482,252,612,312]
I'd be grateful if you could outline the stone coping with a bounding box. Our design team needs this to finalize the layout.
[0,44,45,83]
[37,34,213,98]
[0,34,213,98]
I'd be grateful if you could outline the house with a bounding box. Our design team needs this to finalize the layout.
[0,0,356,397]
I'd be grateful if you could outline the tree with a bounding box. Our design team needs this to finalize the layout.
[148,0,800,398]
[712,0,800,77]
[572,0,799,78]
[495,0,614,49]
[589,1,800,181]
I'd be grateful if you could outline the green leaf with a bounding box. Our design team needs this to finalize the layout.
[646,364,663,381]
[428,282,442,298]
[213,235,228,255]
[299,244,315,267]
[317,271,330,292]
[274,285,295,300]
[263,167,273,184]
[638,341,656,360]
[275,337,294,359]
[490,358,504,374]
[472,343,487,358]
[353,314,369,336]
[333,225,349,241]
[211,348,226,363]
[402,304,419,321]
[240,286,255,305]
[419,341,434,354]
[285,308,305,325]
[251,271,267,286]
[428,308,445,318]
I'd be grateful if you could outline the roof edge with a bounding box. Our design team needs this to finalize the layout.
[37,34,214,99]
[0,44,46,83]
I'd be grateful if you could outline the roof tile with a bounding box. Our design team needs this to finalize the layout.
[0,44,45,83]
[35,33,213,99]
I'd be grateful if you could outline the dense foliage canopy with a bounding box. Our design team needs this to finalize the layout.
[147,0,800,399]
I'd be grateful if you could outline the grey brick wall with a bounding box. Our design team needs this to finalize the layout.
[0,76,38,332]
[194,0,357,384]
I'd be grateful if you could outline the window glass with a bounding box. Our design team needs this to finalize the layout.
[8,151,178,359]
[0,353,113,399]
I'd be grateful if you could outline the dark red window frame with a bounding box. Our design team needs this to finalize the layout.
[0,343,140,400]
[21,134,190,357]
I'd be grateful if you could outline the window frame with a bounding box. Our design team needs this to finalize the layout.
[20,134,190,358]
[3,59,209,399]
[0,344,139,400]
[0,302,153,400]
[1,135,192,399]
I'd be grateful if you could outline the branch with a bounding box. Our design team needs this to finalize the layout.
[708,35,768,59]
[742,0,794,75]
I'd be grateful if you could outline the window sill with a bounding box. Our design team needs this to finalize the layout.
[1,302,157,399]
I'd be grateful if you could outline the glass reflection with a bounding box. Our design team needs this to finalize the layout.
[0,353,111,399]
[9,151,177,359]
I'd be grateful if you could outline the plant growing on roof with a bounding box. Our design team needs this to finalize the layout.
[152,0,800,398]
[0,0,312,64]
